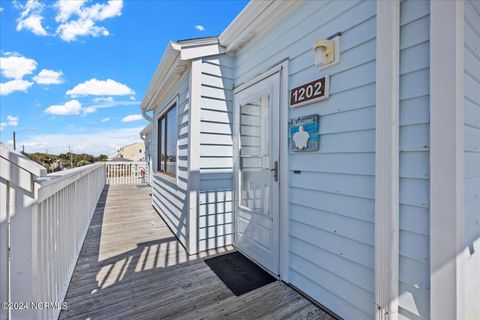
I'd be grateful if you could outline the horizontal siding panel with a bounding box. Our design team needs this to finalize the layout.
[465,152,480,179]
[400,15,430,50]
[400,230,429,263]
[201,73,234,90]
[201,85,233,101]
[400,204,429,236]
[202,61,234,79]
[400,0,429,26]
[400,95,430,126]
[290,253,374,317]
[289,270,371,320]
[200,121,232,134]
[400,178,429,208]
[400,41,429,75]
[319,106,375,134]
[290,221,374,271]
[400,124,429,151]
[465,125,480,152]
[400,151,429,179]
[317,129,375,153]
[290,237,374,293]
[289,171,375,199]
[286,83,375,119]
[399,68,430,100]
[290,188,375,223]
[465,99,480,129]
[200,109,232,123]
[291,203,374,246]
[200,133,233,145]
[289,153,375,175]
[199,157,233,169]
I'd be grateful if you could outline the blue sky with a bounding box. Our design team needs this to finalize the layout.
[0,0,247,155]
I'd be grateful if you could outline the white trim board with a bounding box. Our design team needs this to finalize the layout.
[430,1,465,319]
[375,1,400,320]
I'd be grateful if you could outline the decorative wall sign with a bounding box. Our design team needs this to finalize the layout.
[290,76,329,107]
[289,114,320,152]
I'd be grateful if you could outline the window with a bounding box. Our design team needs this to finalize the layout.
[157,103,177,176]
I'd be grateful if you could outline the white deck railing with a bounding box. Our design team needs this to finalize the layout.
[0,145,106,320]
[105,161,150,185]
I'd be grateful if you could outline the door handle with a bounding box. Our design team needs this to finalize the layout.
[271,160,279,182]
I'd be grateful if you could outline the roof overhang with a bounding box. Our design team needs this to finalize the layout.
[140,122,153,138]
[219,0,302,52]
[141,37,225,113]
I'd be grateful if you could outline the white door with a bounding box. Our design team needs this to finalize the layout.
[233,72,280,275]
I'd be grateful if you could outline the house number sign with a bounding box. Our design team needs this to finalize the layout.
[290,76,329,107]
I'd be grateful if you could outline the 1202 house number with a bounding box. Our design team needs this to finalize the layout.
[290,76,329,107]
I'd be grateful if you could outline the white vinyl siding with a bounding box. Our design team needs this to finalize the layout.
[234,1,377,319]
[151,72,190,249]
[464,0,480,317]
[198,54,235,251]
[398,1,431,319]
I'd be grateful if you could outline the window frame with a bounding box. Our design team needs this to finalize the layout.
[157,102,178,178]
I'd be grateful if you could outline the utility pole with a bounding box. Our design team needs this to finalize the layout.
[12,131,16,150]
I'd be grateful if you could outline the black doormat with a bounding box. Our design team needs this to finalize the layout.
[204,251,276,296]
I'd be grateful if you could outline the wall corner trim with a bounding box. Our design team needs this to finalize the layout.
[430,1,465,319]
[187,58,202,255]
[375,1,400,319]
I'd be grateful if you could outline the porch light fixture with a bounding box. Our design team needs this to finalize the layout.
[314,33,341,69]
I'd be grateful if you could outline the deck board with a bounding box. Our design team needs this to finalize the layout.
[60,184,333,320]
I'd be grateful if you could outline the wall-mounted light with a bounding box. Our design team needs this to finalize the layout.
[314,33,341,70]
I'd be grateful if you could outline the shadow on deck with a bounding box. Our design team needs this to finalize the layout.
[60,184,332,320]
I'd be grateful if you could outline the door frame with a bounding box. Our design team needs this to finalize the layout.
[232,60,289,281]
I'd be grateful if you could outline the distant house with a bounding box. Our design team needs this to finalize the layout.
[111,142,145,162]
[139,1,480,320]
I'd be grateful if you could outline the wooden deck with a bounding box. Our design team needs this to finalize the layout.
[60,184,333,320]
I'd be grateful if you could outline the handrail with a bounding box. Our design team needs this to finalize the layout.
[36,163,104,203]
[0,146,107,320]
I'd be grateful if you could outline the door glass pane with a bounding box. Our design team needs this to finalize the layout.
[239,95,270,215]
[166,106,177,174]
[159,117,166,171]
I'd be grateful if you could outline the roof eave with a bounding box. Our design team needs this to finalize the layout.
[141,38,225,113]
[219,0,302,52]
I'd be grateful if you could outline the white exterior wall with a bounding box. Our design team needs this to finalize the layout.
[198,54,235,251]
[464,0,480,317]
[398,1,431,319]
[234,1,377,318]
[151,72,191,249]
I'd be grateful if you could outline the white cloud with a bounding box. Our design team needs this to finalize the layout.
[82,106,96,115]
[6,115,19,126]
[56,18,108,42]
[101,117,110,122]
[0,53,38,79]
[0,79,34,95]
[195,25,205,31]
[16,0,48,36]
[19,126,143,156]
[66,78,134,96]
[93,96,113,103]
[45,99,82,115]
[55,0,86,22]
[0,7,4,14]
[121,114,143,122]
[0,116,19,131]
[55,0,123,41]
[33,69,64,85]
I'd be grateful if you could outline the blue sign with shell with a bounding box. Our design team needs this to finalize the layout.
[289,114,320,152]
